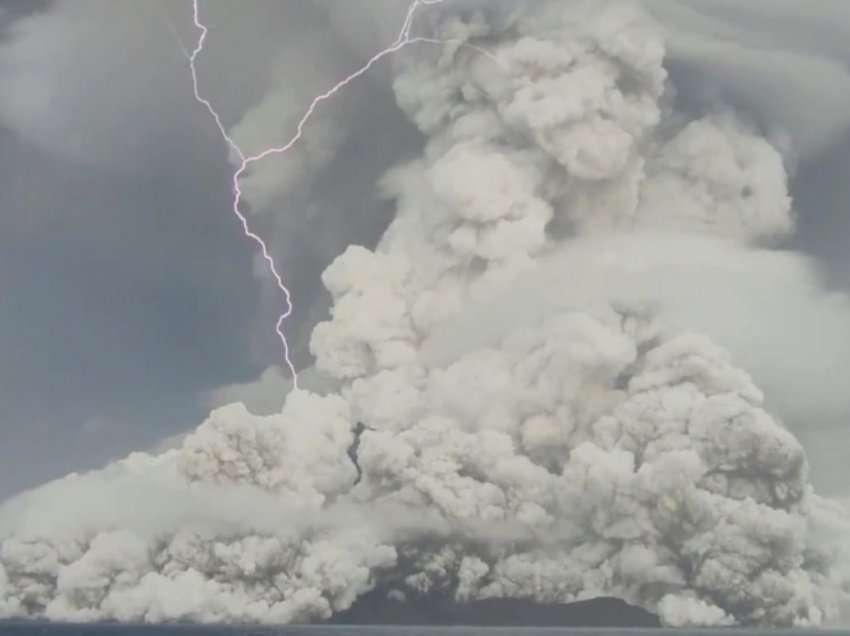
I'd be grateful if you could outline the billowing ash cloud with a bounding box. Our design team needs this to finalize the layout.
[1,0,849,628]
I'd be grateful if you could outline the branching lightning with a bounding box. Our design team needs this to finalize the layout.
[187,0,447,391]
[186,1,511,395]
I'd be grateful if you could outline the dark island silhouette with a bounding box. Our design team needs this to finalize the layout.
[0,581,659,631]
[328,587,661,627]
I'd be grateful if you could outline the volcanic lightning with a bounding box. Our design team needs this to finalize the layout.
[4,1,850,628]
[187,0,446,390]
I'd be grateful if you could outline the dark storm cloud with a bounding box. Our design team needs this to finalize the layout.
[647,0,850,162]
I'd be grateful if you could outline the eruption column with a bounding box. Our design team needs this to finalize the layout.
[187,0,445,390]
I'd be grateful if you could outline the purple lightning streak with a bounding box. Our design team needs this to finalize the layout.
[187,0,445,392]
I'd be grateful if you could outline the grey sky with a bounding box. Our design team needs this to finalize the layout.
[0,60,260,494]
[1,0,850,499]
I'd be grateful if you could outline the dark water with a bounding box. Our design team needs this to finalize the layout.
[1,625,849,636]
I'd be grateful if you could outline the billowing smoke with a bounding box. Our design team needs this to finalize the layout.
[2,0,849,628]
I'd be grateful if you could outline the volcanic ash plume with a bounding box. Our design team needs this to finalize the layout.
[1,0,849,627]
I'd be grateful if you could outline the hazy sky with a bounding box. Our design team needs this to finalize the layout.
[1,0,850,499]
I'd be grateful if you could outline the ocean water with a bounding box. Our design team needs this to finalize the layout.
[1,626,850,636]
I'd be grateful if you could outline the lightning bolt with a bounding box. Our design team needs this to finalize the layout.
[187,0,447,391]
[185,1,509,395]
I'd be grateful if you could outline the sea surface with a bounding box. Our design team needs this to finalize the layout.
[1,625,849,636]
